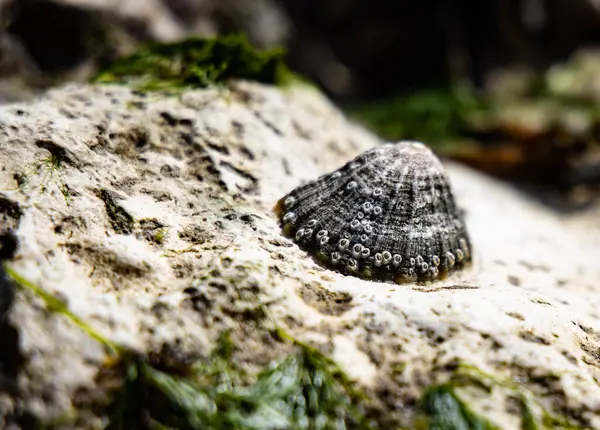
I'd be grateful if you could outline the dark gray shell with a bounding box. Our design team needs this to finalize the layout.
[275,141,471,283]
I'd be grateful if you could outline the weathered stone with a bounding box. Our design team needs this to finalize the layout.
[0,81,599,428]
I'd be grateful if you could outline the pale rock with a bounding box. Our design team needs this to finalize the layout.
[0,80,598,428]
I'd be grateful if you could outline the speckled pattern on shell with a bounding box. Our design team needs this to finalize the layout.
[275,141,472,283]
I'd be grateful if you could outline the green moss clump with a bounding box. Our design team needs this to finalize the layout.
[93,34,294,91]
[103,330,374,430]
[348,83,483,150]
[14,144,72,204]
[419,384,497,430]
[152,228,168,244]
[413,363,586,430]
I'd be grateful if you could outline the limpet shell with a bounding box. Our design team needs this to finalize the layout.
[275,141,472,283]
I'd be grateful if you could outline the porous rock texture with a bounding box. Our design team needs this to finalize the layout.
[0,81,600,428]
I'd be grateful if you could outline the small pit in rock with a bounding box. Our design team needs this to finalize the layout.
[299,283,354,316]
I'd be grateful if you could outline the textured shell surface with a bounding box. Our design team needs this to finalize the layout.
[275,141,472,283]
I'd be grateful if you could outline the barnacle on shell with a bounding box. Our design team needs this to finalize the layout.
[275,141,472,283]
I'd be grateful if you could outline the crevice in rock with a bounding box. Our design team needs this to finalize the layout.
[0,196,23,235]
[96,189,135,235]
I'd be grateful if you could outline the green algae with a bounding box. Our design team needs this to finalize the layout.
[445,365,583,430]
[419,384,498,430]
[152,228,168,244]
[102,327,374,430]
[93,34,296,91]
[13,145,71,204]
[348,83,483,151]
[413,363,585,430]
[349,54,600,158]
[5,264,120,355]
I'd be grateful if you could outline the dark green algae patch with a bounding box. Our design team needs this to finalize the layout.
[414,365,586,430]
[417,384,498,430]
[347,58,600,153]
[347,83,485,157]
[100,330,376,430]
[92,34,298,91]
[3,262,587,429]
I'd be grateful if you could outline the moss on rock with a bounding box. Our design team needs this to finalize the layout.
[93,34,295,91]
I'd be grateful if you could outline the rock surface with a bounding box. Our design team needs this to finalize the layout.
[0,80,599,428]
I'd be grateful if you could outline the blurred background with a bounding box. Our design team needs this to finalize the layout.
[1,0,600,208]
